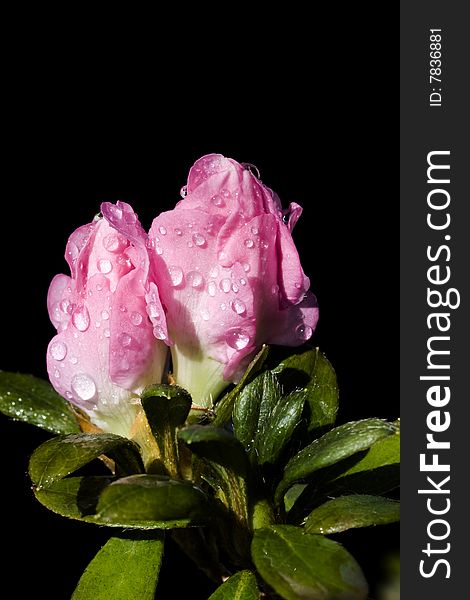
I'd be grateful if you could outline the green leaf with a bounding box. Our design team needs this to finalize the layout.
[141,384,192,477]
[0,371,80,434]
[252,525,368,600]
[141,384,192,429]
[272,348,338,432]
[29,433,143,489]
[179,425,249,476]
[233,371,282,458]
[213,345,269,427]
[326,431,400,495]
[276,419,398,504]
[71,535,164,600]
[95,474,209,527]
[284,483,308,513]
[256,391,305,466]
[34,476,114,520]
[208,570,259,600]
[304,495,400,534]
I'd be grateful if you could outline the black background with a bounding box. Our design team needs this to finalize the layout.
[1,14,397,599]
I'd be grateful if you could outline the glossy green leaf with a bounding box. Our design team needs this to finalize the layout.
[252,525,368,600]
[34,476,114,520]
[141,384,192,430]
[95,474,208,527]
[272,348,338,432]
[304,495,400,534]
[257,391,305,466]
[29,433,143,489]
[179,425,249,476]
[284,483,308,513]
[71,535,164,600]
[141,384,192,477]
[233,371,282,458]
[0,371,80,434]
[276,419,398,504]
[213,345,269,427]
[208,570,259,600]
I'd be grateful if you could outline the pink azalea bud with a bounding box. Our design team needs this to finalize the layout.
[47,201,168,437]
[148,155,318,408]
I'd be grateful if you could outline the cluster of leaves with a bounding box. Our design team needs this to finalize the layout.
[0,347,400,599]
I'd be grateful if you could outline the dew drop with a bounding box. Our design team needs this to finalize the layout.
[201,309,210,321]
[156,246,164,255]
[226,328,250,350]
[159,225,167,235]
[69,356,78,365]
[220,303,227,311]
[209,265,218,278]
[251,226,259,235]
[168,265,184,287]
[67,242,79,261]
[95,321,101,328]
[65,391,73,400]
[146,303,160,319]
[117,255,132,268]
[231,299,246,315]
[130,311,143,326]
[72,305,90,332]
[119,333,132,347]
[244,239,254,248]
[153,325,167,340]
[101,310,109,320]
[54,368,61,379]
[104,328,110,338]
[211,194,225,208]
[103,234,123,253]
[220,189,231,199]
[71,373,97,402]
[231,282,239,293]
[174,228,182,236]
[187,271,204,289]
[107,205,123,221]
[220,278,231,293]
[96,283,103,291]
[296,324,313,340]
[243,263,251,273]
[60,299,70,313]
[240,278,247,286]
[192,233,206,247]
[272,284,279,295]
[180,185,188,198]
[294,282,302,289]
[97,259,112,274]
[207,281,217,297]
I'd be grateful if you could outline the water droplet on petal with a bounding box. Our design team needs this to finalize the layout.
[272,284,279,295]
[296,324,313,340]
[71,373,97,402]
[54,368,61,379]
[220,303,227,311]
[156,246,164,255]
[67,242,79,261]
[96,283,103,291]
[251,226,259,235]
[130,311,143,326]
[65,391,73,400]
[168,266,184,287]
[294,282,302,289]
[187,271,204,289]
[159,225,167,235]
[107,205,123,221]
[146,303,160,319]
[211,194,225,207]
[101,310,109,320]
[69,356,78,365]
[244,239,254,248]
[174,228,182,236]
[220,278,231,293]
[220,189,231,199]
[97,259,112,274]
[180,185,188,198]
[226,328,251,350]
[104,328,110,338]
[120,305,127,312]
[231,299,246,315]
[231,282,239,293]
[201,309,210,321]
[243,263,251,273]
[240,278,247,286]
[218,251,228,262]
[95,321,101,328]
[192,233,206,247]
[119,333,132,347]
[153,325,167,340]
[103,234,123,253]
[60,299,70,313]
[207,281,217,297]
[209,266,218,278]
[72,305,90,332]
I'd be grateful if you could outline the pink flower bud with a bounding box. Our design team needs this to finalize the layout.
[47,201,168,436]
[148,155,318,407]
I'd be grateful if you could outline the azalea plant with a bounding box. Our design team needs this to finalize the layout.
[0,155,399,599]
